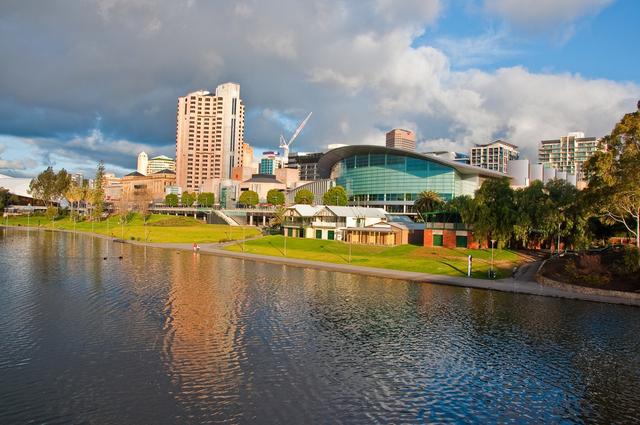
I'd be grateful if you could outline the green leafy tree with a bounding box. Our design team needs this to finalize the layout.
[165,193,179,207]
[545,179,591,249]
[29,167,57,206]
[266,189,285,205]
[92,161,106,220]
[0,187,10,211]
[294,189,314,205]
[448,195,477,228]
[181,192,195,207]
[414,190,445,222]
[512,181,554,248]
[269,205,287,228]
[323,186,348,206]
[585,103,640,260]
[238,190,259,207]
[197,192,215,207]
[473,177,516,247]
[55,169,71,201]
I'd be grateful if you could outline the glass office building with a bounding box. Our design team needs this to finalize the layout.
[317,145,506,214]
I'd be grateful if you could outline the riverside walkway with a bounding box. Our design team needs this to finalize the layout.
[138,240,640,307]
[3,225,639,307]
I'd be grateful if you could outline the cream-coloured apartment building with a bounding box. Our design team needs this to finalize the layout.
[175,83,245,192]
[538,132,599,181]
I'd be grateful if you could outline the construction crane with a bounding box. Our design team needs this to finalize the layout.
[279,112,312,165]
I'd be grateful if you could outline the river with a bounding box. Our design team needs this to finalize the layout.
[1,228,639,424]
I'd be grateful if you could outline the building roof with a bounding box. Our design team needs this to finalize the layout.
[0,176,33,198]
[244,174,283,183]
[317,145,508,179]
[287,204,324,217]
[324,206,388,218]
[126,171,145,177]
[473,139,519,149]
[150,155,174,161]
[152,169,176,175]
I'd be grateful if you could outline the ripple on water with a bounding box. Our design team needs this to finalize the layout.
[1,228,640,424]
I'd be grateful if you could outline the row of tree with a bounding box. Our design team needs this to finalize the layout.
[28,161,107,220]
[413,103,640,255]
[164,192,215,207]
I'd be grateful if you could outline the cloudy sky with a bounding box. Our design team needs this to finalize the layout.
[0,0,638,177]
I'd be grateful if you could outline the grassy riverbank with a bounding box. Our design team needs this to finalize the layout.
[225,235,526,278]
[2,214,260,243]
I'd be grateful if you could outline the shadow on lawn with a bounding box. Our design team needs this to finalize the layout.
[267,240,285,256]
[438,261,466,276]
[319,244,349,263]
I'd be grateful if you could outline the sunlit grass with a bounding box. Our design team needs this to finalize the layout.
[225,235,523,278]
[3,213,260,243]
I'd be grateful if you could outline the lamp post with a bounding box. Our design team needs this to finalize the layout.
[556,207,565,257]
[490,239,496,278]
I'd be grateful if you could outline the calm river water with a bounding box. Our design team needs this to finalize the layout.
[1,229,639,424]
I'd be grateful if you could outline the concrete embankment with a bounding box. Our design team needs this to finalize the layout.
[3,225,639,307]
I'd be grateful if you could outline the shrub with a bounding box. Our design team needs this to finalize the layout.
[614,248,640,275]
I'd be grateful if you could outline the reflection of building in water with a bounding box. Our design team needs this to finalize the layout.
[163,253,248,413]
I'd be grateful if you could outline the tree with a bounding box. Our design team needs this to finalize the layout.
[269,205,287,228]
[323,186,348,206]
[181,192,195,207]
[585,103,640,261]
[0,187,10,211]
[54,169,71,202]
[448,195,477,228]
[473,177,516,247]
[134,188,153,224]
[266,189,285,205]
[238,190,259,207]
[165,193,179,207]
[64,183,83,223]
[294,189,314,205]
[29,167,57,205]
[92,161,106,220]
[29,167,71,206]
[197,192,215,207]
[414,191,445,222]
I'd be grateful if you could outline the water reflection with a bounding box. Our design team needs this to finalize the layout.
[0,229,639,424]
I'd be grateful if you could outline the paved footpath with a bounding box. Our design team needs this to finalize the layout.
[135,240,640,307]
[4,226,639,307]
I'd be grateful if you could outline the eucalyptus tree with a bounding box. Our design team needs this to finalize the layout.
[585,102,640,259]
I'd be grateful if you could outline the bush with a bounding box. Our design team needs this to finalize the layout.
[564,259,610,286]
[614,248,640,275]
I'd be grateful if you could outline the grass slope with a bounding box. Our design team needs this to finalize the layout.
[225,235,526,278]
[3,214,260,243]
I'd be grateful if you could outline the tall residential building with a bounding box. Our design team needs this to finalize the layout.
[147,155,176,174]
[385,129,416,151]
[137,152,149,175]
[470,140,519,174]
[287,152,323,181]
[538,132,599,180]
[175,82,245,192]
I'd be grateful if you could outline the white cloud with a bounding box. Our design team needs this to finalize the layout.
[0,0,637,176]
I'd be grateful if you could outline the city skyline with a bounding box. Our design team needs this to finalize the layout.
[0,0,638,178]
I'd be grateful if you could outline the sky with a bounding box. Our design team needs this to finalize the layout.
[0,0,638,178]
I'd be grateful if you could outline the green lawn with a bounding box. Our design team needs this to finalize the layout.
[2,213,260,244]
[225,235,527,278]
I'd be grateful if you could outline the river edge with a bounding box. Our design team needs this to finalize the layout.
[3,225,639,308]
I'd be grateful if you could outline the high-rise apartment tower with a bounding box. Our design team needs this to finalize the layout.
[470,140,519,174]
[538,132,599,181]
[385,129,416,151]
[175,83,245,191]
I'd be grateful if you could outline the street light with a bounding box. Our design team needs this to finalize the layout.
[490,239,496,278]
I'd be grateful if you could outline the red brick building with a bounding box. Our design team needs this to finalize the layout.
[423,223,487,249]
